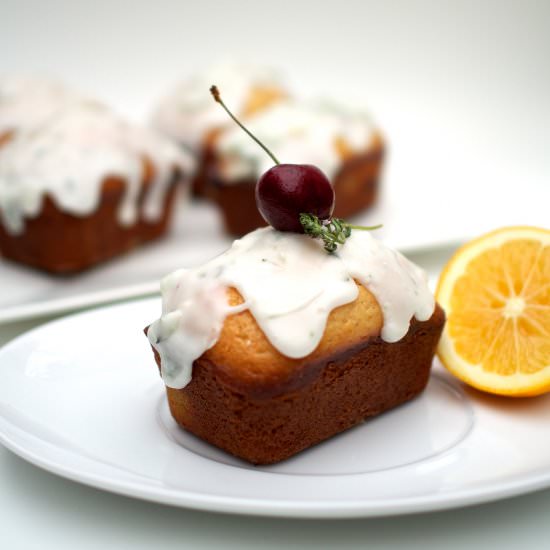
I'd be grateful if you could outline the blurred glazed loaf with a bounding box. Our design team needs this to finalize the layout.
[210,100,384,235]
[0,99,194,273]
[151,63,288,196]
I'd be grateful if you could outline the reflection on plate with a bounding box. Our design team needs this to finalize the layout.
[157,376,474,476]
[0,297,549,518]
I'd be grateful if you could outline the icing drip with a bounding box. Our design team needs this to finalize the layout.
[151,62,285,152]
[0,102,195,234]
[148,228,435,389]
[215,100,375,183]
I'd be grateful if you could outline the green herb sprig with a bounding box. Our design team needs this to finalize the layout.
[299,213,382,253]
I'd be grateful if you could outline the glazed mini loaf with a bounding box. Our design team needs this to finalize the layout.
[0,102,194,273]
[146,228,444,465]
[210,100,384,235]
[151,63,288,196]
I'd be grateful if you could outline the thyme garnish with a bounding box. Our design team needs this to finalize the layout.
[299,213,382,253]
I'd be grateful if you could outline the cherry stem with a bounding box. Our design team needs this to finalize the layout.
[210,85,280,166]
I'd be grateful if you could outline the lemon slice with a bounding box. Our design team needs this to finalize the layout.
[436,226,550,396]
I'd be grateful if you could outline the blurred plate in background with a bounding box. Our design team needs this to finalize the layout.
[0,193,460,324]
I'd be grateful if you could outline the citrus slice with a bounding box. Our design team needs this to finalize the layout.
[436,226,550,397]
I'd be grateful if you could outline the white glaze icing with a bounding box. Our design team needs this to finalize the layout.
[0,75,82,136]
[151,62,286,152]
[148,228,435,389]
[0,102,195,234]
[214,99,375,183]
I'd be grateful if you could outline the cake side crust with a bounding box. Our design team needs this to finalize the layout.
[0,167,182,273]
[163,304,444,464]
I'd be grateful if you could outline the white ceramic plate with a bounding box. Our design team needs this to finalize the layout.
[0,297,549,518]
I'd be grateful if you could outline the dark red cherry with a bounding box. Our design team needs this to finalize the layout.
[255,164,334,232]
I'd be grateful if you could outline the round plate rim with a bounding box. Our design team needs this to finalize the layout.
[1,298,550,519]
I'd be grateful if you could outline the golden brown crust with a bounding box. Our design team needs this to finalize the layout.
[0,162,183,274]
[331,132,384,219]
[208,132,385,236]
[0,130,14,147]
[241,84,288,118]
[203,284,384,395]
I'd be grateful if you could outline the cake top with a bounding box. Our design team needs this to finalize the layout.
[0,102,195,234]
[0,75,83,136]
[214,100,376,182]
[151,62,286,151]
[148,227,435,389]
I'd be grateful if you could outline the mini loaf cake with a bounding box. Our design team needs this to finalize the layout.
[0,102,195,273]
[210,100,384,235]
[0,75,83,146]
[146,228,444,465]
[151,63,288,196]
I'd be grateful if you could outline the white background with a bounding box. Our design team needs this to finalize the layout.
[0,1,549,548]
[1,0,548,244]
